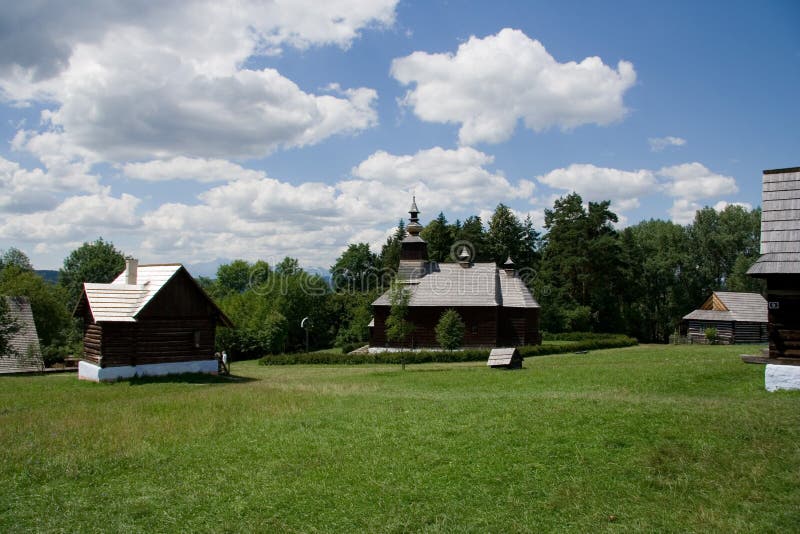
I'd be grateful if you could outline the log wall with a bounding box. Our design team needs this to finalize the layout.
[765,274,800,358]
[370,305,540,348]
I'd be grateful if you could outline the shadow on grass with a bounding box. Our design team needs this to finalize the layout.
[125,373,258,386]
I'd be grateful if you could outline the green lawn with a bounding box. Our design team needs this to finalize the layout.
[1,345,798,532]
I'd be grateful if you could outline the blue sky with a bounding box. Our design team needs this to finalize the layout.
[0,0,798,273]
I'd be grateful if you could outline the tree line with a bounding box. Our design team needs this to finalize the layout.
[0,194,761,363]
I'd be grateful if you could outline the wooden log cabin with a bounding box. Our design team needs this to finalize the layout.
[74,259,232,381]
[743,166,800,390]
[370,198,541,349]
[682,291,768,344]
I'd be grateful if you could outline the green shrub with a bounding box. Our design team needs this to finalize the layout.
[705,327,718,345]
[435,309,465,350]
[259,335,638,366]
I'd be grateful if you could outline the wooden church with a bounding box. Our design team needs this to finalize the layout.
[370,198,541,349]
[75,258,232,381]
[743,166,800,390]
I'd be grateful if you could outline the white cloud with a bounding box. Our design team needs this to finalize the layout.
[537,163,657,213]
[0,192,140,241]
[648,136,686,151]
[391,28,636,145]
[658,162,738,201]
[713,200,752,212]
[352,146,535,209]
[123,157,265,183]
[0,153,102,213]
[668,198,702,225]
[0,1,390,161]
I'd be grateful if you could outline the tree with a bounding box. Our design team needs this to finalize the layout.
[216,260,253,295]
[420,212,454,263]
[454,215,487,261]
[385,281,413,346]
[435,309,465,350]
[0,248,33,272]
[0,267,71,349]
[331,243,380,291]
[486,203,525,265]
[379,219,406,272]
[727,253,765,294]
[275,257,301,276]
[538,193,625,332]
[59,238,125,309]
[0,297,20,357]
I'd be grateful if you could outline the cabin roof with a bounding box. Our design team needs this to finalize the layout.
[373,262,540,308]
[683,291,766,323]
[80,264,232,325]
[1,296,43,373]
[749,167,800,275]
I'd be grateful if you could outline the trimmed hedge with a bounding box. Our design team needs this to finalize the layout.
[542,331,630,342]
[259,334,637,366]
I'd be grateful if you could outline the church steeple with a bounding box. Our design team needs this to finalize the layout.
[407,196,423,236]
[399,195,428,264]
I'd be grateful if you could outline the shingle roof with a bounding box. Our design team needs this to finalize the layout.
[1,296,43,373]
[682,291,766,323]
[683,309,734,322]
[749,168,800,274]
[83,264,182,322]
[373,262,540,309]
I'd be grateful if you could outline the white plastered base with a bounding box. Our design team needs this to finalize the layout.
[765,364,800,392]
[79,359,218,382]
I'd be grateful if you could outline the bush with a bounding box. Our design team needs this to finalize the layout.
[435,309,465,350]
[705,327,718,345]
[259,334,638,366]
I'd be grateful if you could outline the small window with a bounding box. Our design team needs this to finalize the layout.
[471,325,478,335]
[193,331,201,348]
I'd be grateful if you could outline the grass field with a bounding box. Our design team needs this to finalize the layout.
[1,345,799,532]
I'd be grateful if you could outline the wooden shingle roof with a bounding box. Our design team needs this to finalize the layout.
[749,167,800,275]
[683,291,766,323]
[0,296,43,373]
[373,263,540,309]
[80,264,232,325]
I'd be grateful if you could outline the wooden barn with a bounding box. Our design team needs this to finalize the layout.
[743,167,800,390]
[370,199,541,349]
[75,259,232,381]
[682,291,767,344]
[0,296,44,373]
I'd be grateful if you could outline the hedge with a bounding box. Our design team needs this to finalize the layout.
[259,334,637,366]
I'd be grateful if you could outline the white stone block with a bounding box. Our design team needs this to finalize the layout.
[78,359,218,382]
[765,364,800,392]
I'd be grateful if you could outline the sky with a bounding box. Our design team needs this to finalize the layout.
[0,0,798,274]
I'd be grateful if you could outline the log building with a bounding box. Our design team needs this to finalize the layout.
[743,166,800,390]
[682,291,767,344]
[370,199,541,349]
[75,259,232,381]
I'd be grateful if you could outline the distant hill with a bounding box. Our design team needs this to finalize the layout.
[35,270,59,284]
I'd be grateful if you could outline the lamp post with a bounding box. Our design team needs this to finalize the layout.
[301,317,310,353]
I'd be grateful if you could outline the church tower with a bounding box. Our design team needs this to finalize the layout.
[398,196,429,279]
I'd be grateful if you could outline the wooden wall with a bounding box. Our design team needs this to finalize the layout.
[499,308,541,346]
[370,305,540,348]
[687,320,734,343]
[765,274,800,358]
